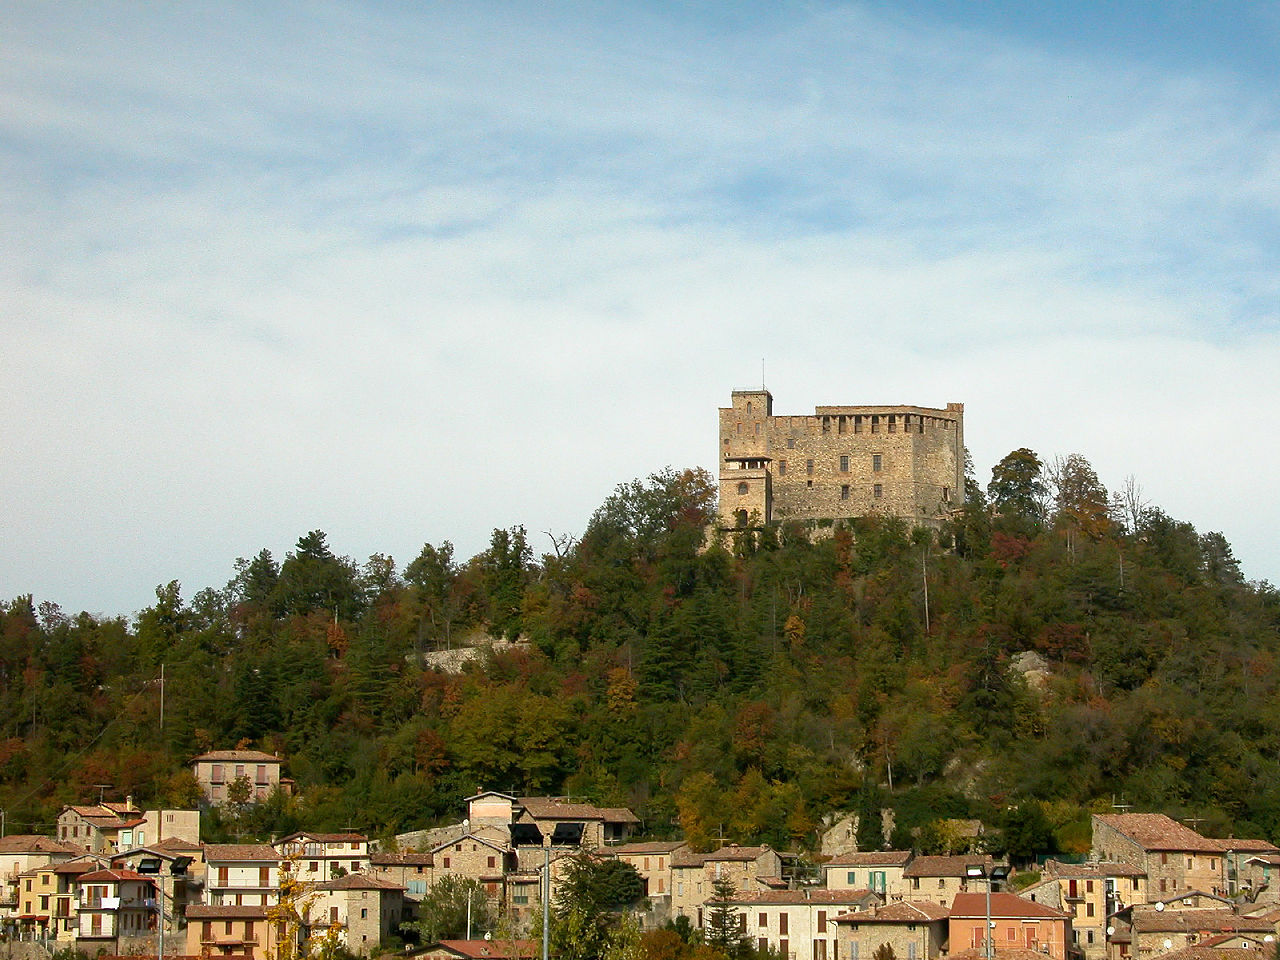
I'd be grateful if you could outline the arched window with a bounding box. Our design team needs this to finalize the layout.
[737,482,749,495]
[735,510,748,528]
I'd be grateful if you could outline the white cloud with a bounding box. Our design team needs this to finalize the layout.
[4,1,1280,613]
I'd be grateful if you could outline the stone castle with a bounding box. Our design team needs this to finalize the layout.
[718,389,965,530]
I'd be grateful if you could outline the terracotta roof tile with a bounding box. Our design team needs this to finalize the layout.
[834,901,951,924]
[204,843,278,862]
[826,851,913,868]
[904,855,993,878]
[1094,815,1221,853]
[726,889,879,906]
[191,749,282,763]
[951,893,1071,920]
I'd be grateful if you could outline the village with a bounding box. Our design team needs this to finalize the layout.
[2,749,1279,960]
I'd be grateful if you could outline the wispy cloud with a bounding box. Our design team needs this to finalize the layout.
[4,1,1280,612]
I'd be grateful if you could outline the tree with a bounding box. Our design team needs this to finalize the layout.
[704,875,745,954]
[274,531,361,620]
[412,875,491,942]
[1045,454,1110,543]
[988,449,1046,532]
[556,854,645,916]
[479,526,532,641]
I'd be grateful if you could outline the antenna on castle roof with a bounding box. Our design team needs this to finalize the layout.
[761,358,765,390]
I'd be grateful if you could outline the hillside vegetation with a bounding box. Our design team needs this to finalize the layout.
[2,451,1278,855]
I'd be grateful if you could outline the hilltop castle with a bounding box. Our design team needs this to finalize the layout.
[718,389,965,530]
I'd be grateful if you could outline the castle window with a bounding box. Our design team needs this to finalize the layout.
[872,454,882,472]
[854,415,862,433]
[746,402,752,415]
[735,510,748,528]
[838,416,845,435]
[807,480,813,488]
[736,423,742,435]
[873,484,883,498]
[888,415,896,433]
[737,482,748,495]
[822,417,830,434]
[806,459,814,475]
[839,456,849,473]
[841,485,850,500]
[943,486,950,501]
[787,438,795,449]
[919,419,926,433]
[871,416,879,433]
[723,438,729,446]
[779,460,787,475]
[754,422,760,434]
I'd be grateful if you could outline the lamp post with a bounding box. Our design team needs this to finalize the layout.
[966,862,1011,960]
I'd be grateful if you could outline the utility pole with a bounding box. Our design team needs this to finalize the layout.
[159,664,165,731]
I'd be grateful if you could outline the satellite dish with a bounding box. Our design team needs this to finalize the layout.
[1266,936,1275,944]
[1164,940,1173,951]
[1107,927,1115,937]
[484,933,492,941]
[1156,902,1165,912]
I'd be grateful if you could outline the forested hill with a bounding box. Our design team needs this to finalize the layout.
[2,451,1278,856]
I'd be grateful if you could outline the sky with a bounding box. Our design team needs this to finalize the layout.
[4,1,1280,617]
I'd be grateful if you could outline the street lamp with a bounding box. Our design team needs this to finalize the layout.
[966,863,1011,960]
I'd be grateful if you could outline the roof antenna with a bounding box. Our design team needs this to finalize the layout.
[761,358,766,391]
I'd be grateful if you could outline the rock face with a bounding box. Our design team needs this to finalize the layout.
[1010,649,1053,692]
[417,634,532,674]
[821,814,859,857]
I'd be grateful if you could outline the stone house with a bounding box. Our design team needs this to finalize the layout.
[74,867,157,953]
[671,844,786,922]
[515,796,639,849]
[56,799,200,855]
[310,873,407,956]
[894,855,994,906]
[1115,901,1273,960]
[949,892,1073,960]
[428,831,514,902]
[832,899,951,960]
[1091,814,1225,899]
[191,749,290,804]
[726,889,880,960]
[414,940,539,959]
[370,850,434,903]
[109,842,201,940]
[1236,853,1280,903]
[1021,859,1139,960]
[610,840,687,899]
[823,851,913,896]
[205,844,280,907]
[275,832,370,884]
[185,903,276,960]
[1211,839,1280,898]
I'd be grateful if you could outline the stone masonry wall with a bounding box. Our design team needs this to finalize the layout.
[718,390,964,530]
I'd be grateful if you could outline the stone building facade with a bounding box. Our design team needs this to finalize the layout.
[1090,815,1224,898]
[717,390,964,530]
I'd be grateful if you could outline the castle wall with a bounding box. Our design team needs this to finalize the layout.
[718,390,963,530]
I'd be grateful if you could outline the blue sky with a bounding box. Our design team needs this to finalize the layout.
[4,1,1279,615]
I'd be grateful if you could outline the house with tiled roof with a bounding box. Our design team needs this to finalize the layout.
[205,843,280,907]
[833,899,951,960]
[1115,901,1274,960]
[1021,859,1147,960]
[274,831,369,884]
[0,834,82,924]
[722,888,880,960]
[14,856,102,942]
[56,798,200,855]
[671,844,787,921]
[823,850,913,896]
[310,873,407,956]
[950,892,1073,960]
[369,850,434,901]
[895,855,995,906]
[191,749,291,804]
[185,902,276,960]
[1092,815,1226,900]
[414,939,540,960]
[74,868,156,953]
[1208,838,1280,898]
[515,796,639,848]
[609,840,688,900]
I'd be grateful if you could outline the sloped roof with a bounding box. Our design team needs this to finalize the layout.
[317,873,405,891]
[428,832,510,855]
[834,901,951,924]
[191,749,282,763]
[0,835,80,855]
[726,889,880,906]
[951,893,1071,920]
[1209,838,1279,854]
[612,841,686,855]
[187,904,270,919]
[420,940,539,959]
[1131,909,1273,934]
[1094,814,1221,853]
[904,855,992,878]
[77,869,150,883]
[1154,949,1260,960]
[275,832,367,845]
[371,852,434,866]
[826,850,913,868]
[1042,858,1145,879]
[204,843,278,862]
[152,836,203,853]
[517,797,638,823]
